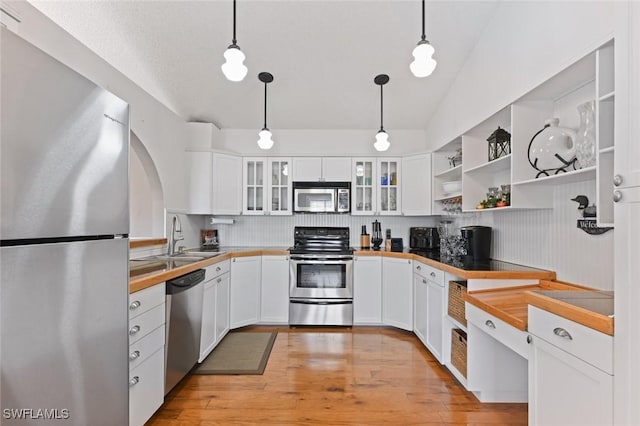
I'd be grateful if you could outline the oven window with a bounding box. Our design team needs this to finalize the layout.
[296,264,346,289]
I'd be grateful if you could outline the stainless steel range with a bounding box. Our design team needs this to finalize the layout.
[289,227,354,326]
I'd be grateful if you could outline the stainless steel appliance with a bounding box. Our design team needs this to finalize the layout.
[410,227,440,250]
[165,269,206,394]
[293,182,350,213]
[289,227,354,325]
[1,29,129,425]
[460,226,493,261]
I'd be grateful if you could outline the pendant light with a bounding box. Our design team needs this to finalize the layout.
[221,0,248,82]
[410,0,437,78]
[373,74,390,152]
[257,72,274,150]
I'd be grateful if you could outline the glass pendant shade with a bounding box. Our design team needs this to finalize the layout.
[410,41,437,78]
[257,128,274,150]
[374,130,390,152]
[221,46,248,82]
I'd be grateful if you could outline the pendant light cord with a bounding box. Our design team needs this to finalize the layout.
[380,84,384,132]
[264,82,268,129]
[421,0,426,41]
[232,0,237,45]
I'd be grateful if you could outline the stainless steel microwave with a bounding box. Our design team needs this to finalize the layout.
[293,182,350,213]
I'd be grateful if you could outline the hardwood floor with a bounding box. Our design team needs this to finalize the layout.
[148,326,527,425]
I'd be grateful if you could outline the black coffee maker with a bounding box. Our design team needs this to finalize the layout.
[410,227,439,250]
[460,226,492,261]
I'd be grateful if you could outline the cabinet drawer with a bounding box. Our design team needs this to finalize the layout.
[528,306,613,374]
[205,259,230,280]
[129,325,165,371]
[467,303,530,360]
[413,261,444,285]
[129,303,165,345]
[129,283,166,320]
[129,348,165,426]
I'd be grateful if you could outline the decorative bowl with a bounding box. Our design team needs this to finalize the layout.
[442,180,462,194]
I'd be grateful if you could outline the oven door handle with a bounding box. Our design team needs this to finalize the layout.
[290,299,353,305]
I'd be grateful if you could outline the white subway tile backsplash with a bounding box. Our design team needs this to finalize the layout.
[209,215,440,249]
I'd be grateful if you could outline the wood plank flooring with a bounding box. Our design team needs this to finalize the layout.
[148,326,527,425]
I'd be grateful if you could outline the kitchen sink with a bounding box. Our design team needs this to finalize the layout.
[133,251,225,263]
[183,250,226,258]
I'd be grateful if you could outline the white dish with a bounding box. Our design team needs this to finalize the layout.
[442,180,462,194]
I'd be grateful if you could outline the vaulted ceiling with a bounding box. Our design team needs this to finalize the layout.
[31,1,499,130]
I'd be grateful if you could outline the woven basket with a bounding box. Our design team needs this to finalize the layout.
[451,328,468,378]
[448,280,468,326]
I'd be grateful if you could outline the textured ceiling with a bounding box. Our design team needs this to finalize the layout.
[30,0,499,130]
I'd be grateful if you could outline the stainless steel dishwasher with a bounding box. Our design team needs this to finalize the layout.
[164,268,206,394]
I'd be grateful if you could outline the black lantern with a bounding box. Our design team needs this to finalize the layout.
[487,127,511,161]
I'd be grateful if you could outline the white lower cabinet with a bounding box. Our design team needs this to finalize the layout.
[353,256,382,324]
[413,260,446,363]
[199,260,231,362]
[128,283,166,426]
[382,257,413,331]
[230,256,261,328]
[528,306,613,426]
[425,280,444,362]
[413,274,428,344]
[260,255,290,323]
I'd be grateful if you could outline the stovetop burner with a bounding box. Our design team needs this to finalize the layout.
[290,226,353,255]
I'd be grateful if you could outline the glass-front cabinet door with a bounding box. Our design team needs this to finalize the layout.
[267,157,292,215]
[352,158,376,215]
[243,157,266,215]
[377,158,402,215]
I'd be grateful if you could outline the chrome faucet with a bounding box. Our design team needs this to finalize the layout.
[168,215,184,256]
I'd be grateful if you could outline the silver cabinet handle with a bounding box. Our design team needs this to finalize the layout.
[129,350,140,360]
[553,327,573,340]
[485,320,496,329]
[129,325,140,335]
[613,174,623,187]
[129,376,139,386]
[422,279,427,284]
[129,300,141,310]
[527,335,532,344]
[216,266,221,272]
[408,260,411,264]
[217,277,222,283]
[416,265,421,270]
[613,190,623,203]
[430,272,436,278]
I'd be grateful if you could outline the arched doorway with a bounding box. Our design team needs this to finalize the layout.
[130,131,164,238]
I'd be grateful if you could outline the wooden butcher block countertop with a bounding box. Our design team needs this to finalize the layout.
[355,249,556,280]
[129,247,289,293]
[465,280,614,335]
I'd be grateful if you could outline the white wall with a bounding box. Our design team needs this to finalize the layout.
[425,1,619,150]
[9,1,195,212]
[218,129,427,157]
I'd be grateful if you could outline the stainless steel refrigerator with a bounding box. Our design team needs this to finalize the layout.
[1,28,130,425]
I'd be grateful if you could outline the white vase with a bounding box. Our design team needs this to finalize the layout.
[528,118,577,176]
[576,101,596,169]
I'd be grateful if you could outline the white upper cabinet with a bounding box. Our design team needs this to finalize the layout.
[212,153,242,215]
[243,157,266,215]
[351,158,376,216]
[186,151,213,214]
[267,158,292,215]
[243,157,292,215]
[377,158,402,215]
[292,157,351,182]
[402,153,432,216]
[186,151,241,215]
